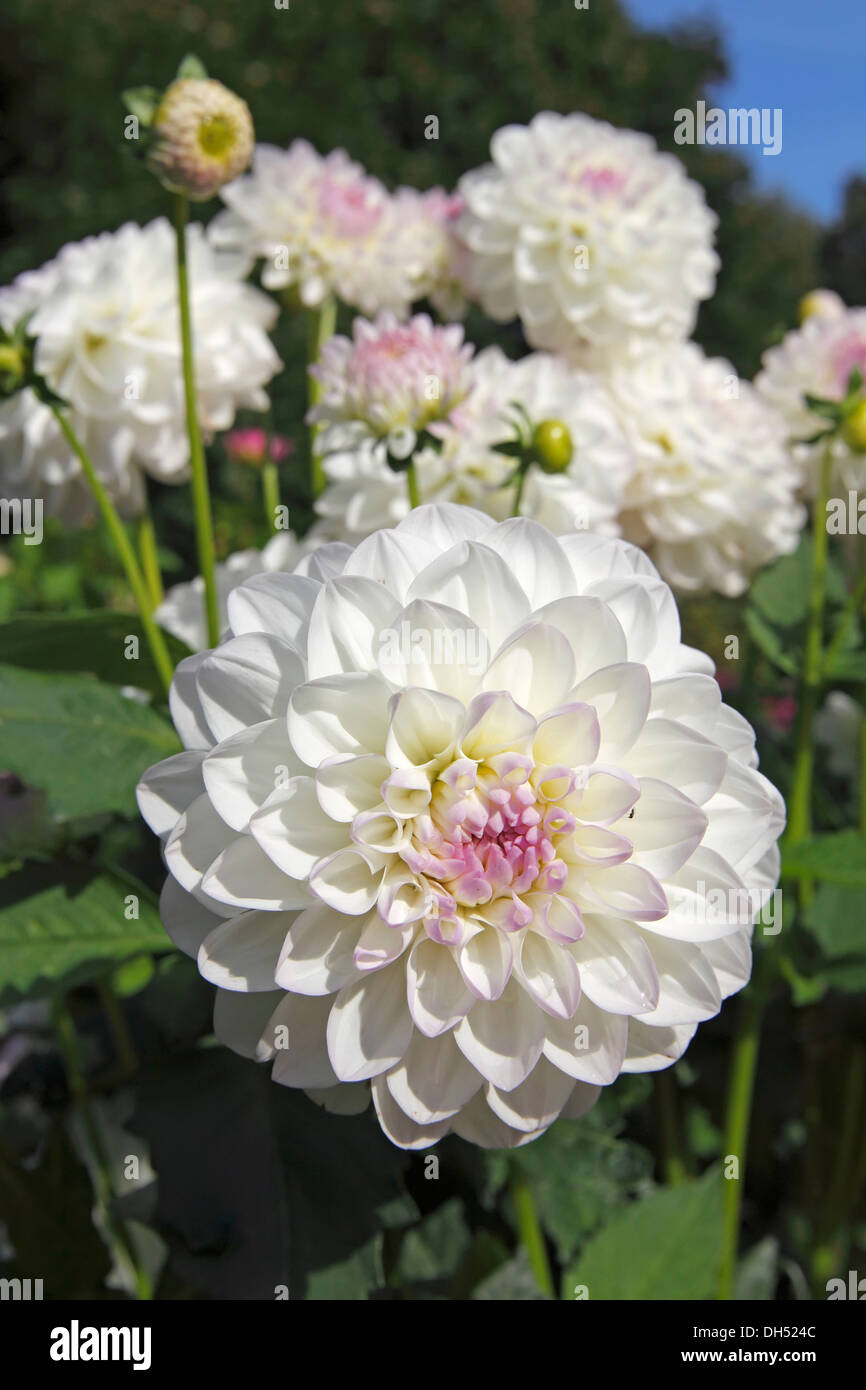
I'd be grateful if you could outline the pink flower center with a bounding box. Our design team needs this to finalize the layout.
[317,177,384,239]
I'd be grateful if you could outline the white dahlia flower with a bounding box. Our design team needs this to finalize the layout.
[138,505,784,1150]
[457,112,718,360]
[315,345,635,542]
[756,307,866,495]
[156,531,333,652]
[0,220,280,524]
[212,143,459,319]
[606,341,805,596]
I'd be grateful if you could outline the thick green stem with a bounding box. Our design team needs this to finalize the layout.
[173,194,219,648]
[306,296,337,500]
[509,1167,555,1298]
[653,1070,688,1186]
[50,408,173,694]
[53,996,152,1300]
[136,507,164,609]
[262,461,281,533]
[787,450,833,851]
[718,949,773,1300]
[406,460,421,510]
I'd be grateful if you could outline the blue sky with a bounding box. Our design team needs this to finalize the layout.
[623,0,865,222]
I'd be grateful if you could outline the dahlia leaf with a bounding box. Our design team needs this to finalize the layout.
[562,1166,724,1300]
[802,883,866,958]
[782,831,866,888]
[0,860,171,1004]
[0,664,179,821]
[0,612,191,698]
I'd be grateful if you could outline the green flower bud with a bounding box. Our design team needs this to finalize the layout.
[532,418,573,474]
[842,400,866,454]
[147,78,254,201]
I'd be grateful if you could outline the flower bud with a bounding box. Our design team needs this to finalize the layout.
[798,289,845,324]
[0,340,29,394]
[147,78,254,201]
[532,418,573,474]
[842,400,866,454]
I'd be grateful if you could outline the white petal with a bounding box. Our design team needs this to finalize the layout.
[570,915,660,1015]
[137,750,205,839]
[371,1074,451,1149]
[532,595,627,684]
[250,778,347,878]
[202,834,311,910]
[454,980,544,1091]
[268,993,339,1087]
[635,933,722,1026]
[516,931,582,1019]
[308,845,388,915]
[480,518,577,608]
[386,1030,482,1123]
[483,622,576,717]
[275,901,362,994]
[202,720,303,833]
[571,662,651,759]
[700,929,753,999]
[159,876,227,957]
[458,927,514,1001]
[326,960,414,1082]
[451,1090,545,1148]
[543,995,628,1084]
[533,703,600,769]
[487,1055,577,1132]
[460,690,536,760]
[386,687,464,768]
[407,936,475,1037]
[197,634,304,744]
[306,577,401,680]
[226,573,319,650]
[169,652,214,750]
[378,599,489,703]
[213,988,284,1059]
[621,1018,697,1073]
[305,1082,370,1116]
[315,753,391,822]
[407,540,531,652]
[629,718,727,806]
[560,1080,602,1118]
[164,792,233,896]
[288,671,392,764]
[628,777,708,879]
[198,909,294,991]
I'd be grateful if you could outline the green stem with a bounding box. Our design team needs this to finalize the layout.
[511,467,527,517]
[50,407,173,694]
[306,296,337,500]
[509,1167,555,1298]
[406,460,421,510]
[787,449,833,892]
[173,193,219,648]
[811,1043,865,1290]
[97,976,139,1084]
[53,996,152,1300]
[136,507,164,609]
[262,460,281,533]
[653,1070,688,1186]
[718,948,773,1300]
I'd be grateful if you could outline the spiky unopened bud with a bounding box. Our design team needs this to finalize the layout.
[147,78,254,201]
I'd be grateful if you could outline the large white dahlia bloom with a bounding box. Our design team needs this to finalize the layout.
[0,220,280,523]
[606,342,806,596]
[211,142,462,319]
[756,307,866,494]
[138,506,784,1150]
[156,531,333,652]
[315,345,635,541]
[457,112,718,360]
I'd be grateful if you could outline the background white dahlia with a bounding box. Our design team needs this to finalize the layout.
[138,505,784,1150]
[457,112,719,360]
[756,306,866,495]
[0,219,280,523]
[211,142,462,319]
[314,343,635,542]
[156,531,336,652]
[605,341,806,596]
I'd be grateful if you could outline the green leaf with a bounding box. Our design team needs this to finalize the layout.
[121,86,162,126]
[0,665,179,820]
[735,1237,779,1300]
[391,1199,472,1286]
[744,608,798,675]
[0,861,172,1004]
[781,831,866,888]
[0,612,190,697]
[749,536,845,630]
[823,649,866,683]
[562,1166,724,1301]
[176,53,208,80]
[474,1250,552,1300]
[803,883,866,958]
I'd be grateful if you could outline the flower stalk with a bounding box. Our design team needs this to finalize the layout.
[136,506,164,609]
[509,1167,555,1298]
[307,296,337,500]
[173,192,220,648]
[50,406,174,694]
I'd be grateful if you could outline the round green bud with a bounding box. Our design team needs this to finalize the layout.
[532,419,573,474]
[842,400,866,454]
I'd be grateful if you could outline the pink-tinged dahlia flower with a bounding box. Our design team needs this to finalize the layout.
[458,112,718,361]
[138,506,784,1149]
[756,306,866,495]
